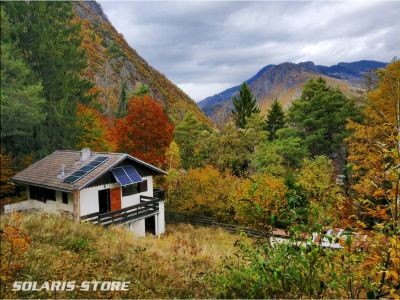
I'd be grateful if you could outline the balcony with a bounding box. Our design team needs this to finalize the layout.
[81,194,161,227]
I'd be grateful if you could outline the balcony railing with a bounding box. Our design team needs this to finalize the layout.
[153,188,165,201]
[81,195,160,227]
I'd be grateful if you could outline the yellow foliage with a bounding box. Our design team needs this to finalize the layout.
[346,60,400,225]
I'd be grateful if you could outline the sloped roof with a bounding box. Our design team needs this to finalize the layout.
[11,150,166,192]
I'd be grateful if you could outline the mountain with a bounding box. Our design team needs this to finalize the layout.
[198,60,387,124]
[73,1,210,125]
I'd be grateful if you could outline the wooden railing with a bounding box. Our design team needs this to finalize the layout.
[81,197,159,227]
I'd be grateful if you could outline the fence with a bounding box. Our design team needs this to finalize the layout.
[165,211,289,238]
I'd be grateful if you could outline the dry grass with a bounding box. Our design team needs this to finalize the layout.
[0,212,248,299]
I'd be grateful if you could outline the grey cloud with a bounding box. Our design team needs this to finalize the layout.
[100,1,400,101]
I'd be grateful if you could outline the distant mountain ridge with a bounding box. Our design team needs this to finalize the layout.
[198,60,387,124]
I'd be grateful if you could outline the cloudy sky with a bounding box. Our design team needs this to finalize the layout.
[100,1,399,101]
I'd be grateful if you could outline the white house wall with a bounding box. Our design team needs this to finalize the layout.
[79,176,153,216]
[128,219,145,237]
[157,201,165,235]
[79,182,119,216]
[5,187,73,213]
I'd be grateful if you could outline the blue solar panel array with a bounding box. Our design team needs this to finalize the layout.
[111,165,143,186]
[63,156,110,184]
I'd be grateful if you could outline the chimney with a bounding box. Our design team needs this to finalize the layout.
[80,148,91,162]
[57,164,66,179]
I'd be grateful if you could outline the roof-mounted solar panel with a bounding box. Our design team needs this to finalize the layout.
[87,160,101,167]
[70,170,87,177]
[63,175,81,184]
[63,155,110,184]
[80,165,95,172]
[95,156,109,162]
[111,165,143,186]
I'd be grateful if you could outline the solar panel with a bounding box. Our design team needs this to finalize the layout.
[70,170,87,177]
[111,167,131,186]
[80,165,95,172]
[111,165,143,186]
[124,165,143,183]
[63,175,81,184]
[95,156,109,162]
[88,160,102,167]
[63,156,110,184]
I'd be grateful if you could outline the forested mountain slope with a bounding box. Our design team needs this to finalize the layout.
[199,60,386,124]
[73,1,210,125]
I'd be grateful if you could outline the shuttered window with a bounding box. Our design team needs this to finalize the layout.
[29,186,56,202]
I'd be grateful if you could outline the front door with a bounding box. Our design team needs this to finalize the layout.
[110,187,121,211]
[98,189,111,214]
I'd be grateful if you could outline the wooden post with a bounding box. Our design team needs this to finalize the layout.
[73,189,80,223]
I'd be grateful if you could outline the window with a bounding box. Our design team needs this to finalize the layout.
[121,180,147,197]
[62,192,69,204]
[139,180,148,192]
[122,183,139,197]
[29,186,56,202]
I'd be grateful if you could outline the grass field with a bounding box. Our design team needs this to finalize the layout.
[0,212,249,299]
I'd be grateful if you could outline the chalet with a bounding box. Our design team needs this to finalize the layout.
[6,148,167,236]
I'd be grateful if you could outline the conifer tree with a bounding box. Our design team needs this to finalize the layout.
[174,112,209,169]
[0,8,46,158]
[118,80,128,117]
[265,99,285,141]
[2,1,94,156]
[232,82,260,128]
[287,78,360,160]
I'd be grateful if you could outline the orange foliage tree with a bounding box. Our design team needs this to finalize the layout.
[113,96,174,166]
[76,103,114,152]
[0,213,31,296]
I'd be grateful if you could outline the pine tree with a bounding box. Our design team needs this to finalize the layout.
[174,112,209,169]
[231,82,260,128]
[265,99,285,141]
[118,80,127,117]
[287,78,360,160]
[0,8,46,158]
[2,2,94,156]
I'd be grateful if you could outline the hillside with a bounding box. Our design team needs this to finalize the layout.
[199,60,386,124]
[0,213,248,298]
[73,1,210,125]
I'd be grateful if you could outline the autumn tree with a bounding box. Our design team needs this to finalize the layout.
[265,99,285,141]
[0,152,15,198]
[347,60,400,227]
[232,82,260,128]
[165,141,181,170]
[76,104,113,152]
[113,96,174,166]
